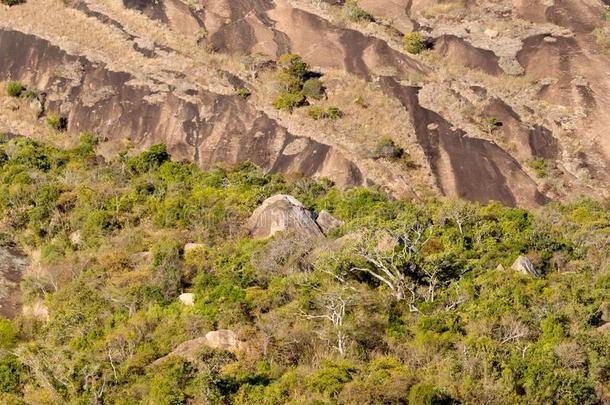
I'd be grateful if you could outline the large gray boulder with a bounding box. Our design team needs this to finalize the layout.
[315,210,344,235]
[246,195,323,239]
[511,256,540,277]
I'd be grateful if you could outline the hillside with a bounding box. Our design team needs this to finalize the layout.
[0,135,608,403]
[1,0,609,208]
[2,0,610,404]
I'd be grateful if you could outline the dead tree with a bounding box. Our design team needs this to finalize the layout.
[350,219,433,310]
[302,290,352,356]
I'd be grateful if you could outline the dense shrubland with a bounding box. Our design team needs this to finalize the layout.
[0,134,609,404]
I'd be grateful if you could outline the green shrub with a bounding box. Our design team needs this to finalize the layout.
[374,137,404,160]
[326,106,342,119]
[236,87,251,99]
[302,78,324,100]
[272,91,306,112]
[0,356,22,394]
[403,32,426,54]
[308,106,325,120]
[128,144,171,173]
[45,111,67,131]
[309,106,343,120]
[343,1,373,22]
[308,360,357,398]
[1,0,20,5]
[408,383,454,405]
[528,158,548,178]
[480,116,502,135]
[6,81,24,97]
[277,54,310,81]
[0,320,16,349]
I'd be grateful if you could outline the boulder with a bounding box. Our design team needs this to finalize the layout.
[315,210,344,235]
[511,256,540,277]
[184,243,206,253]
[376,233,398,251]
[597,323,610,333]
[69,230,81,246]
[246,195,323,239]
[205,329,239,350]
[178,293,194,306]
[155,329,241,364]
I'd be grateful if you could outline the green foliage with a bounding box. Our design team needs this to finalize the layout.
[1,0,20,5]
[403,32,426,55]
[408,383,454,405]
[45,111,67,131]
[343,0,374,22]
[273,54,321,112]
[307,360,357,398]
[0,319,17,349]
[307,105,342,120]
[148,358,194,404]
[151,239,184,300]
[0,355,23,394]
[236,87,251,99]
[128,143,170,173]
[373,136,404,160]
[277,54,309,80]
[272,91,306,112]
[6,81,24,97]
[301,78,324,100]
[0,137,608,403]
[528,158,548,178]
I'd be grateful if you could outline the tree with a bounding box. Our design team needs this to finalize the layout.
[303,288,353,356]
[403,32,426,54]
[350,217,433,309]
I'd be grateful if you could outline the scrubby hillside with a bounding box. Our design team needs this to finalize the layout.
[0,135,609,403]
[1,0,609,208]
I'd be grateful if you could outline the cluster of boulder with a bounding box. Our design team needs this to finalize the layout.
[245,194,343,239]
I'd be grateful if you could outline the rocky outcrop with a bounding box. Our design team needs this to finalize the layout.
[1,0,608,207]
[511,256,540,277]
[184,243,205,253]
[315,210,344,235]
[247,195,323,239]
[0,246,28,319]
[178,293,194,306]
[156,329,241,364]
[0,29,364,191]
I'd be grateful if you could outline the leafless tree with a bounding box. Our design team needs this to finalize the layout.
[302,289,352,356]
[350,219,433,309]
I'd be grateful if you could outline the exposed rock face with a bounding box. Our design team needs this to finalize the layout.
[156,329,241,363]
[0,246,28,319]
[178,293,194,306]
[0,0,608,207]
[315,210,344,235]
[247,195,323,239]
[511,256,540,277]
[205,329,240,350]
[0,29,363,191]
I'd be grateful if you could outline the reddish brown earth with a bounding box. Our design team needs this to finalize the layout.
[1,0,609,207]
